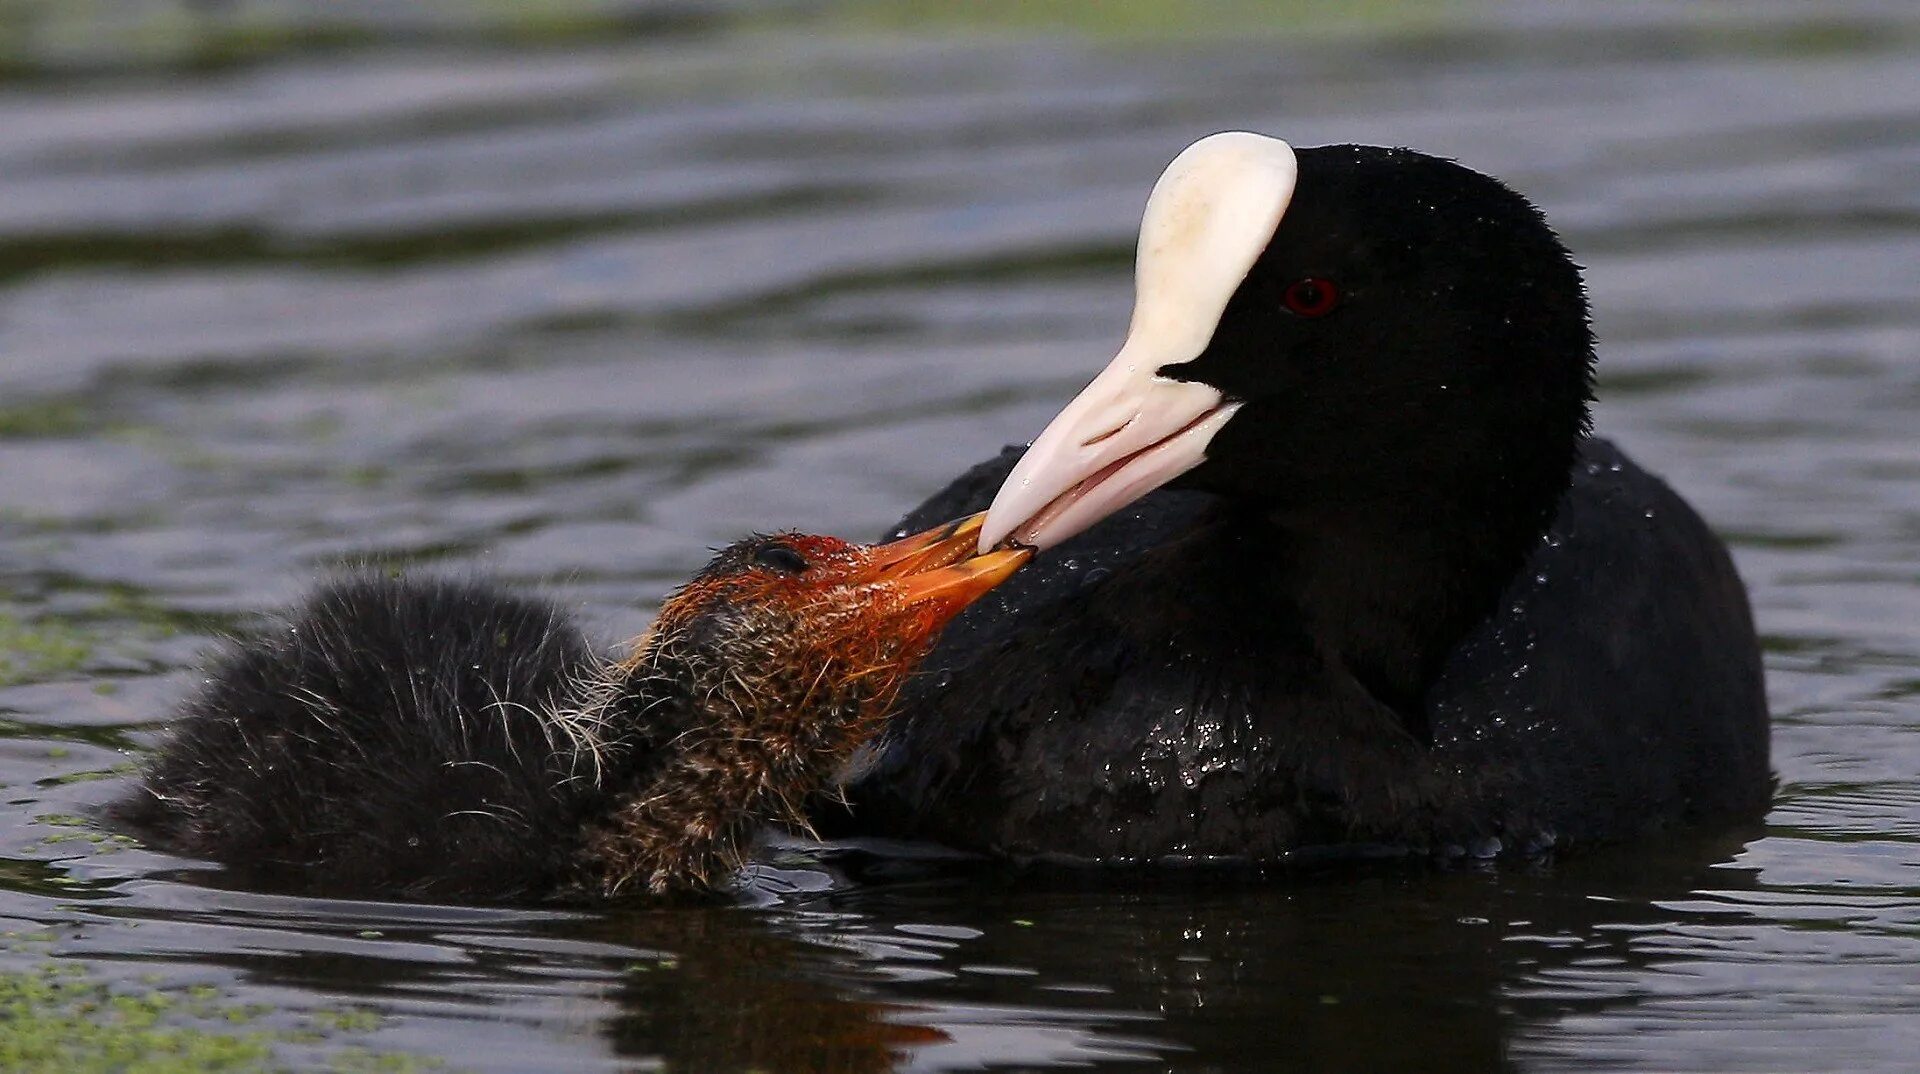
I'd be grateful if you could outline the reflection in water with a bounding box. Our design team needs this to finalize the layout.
[572,836,1761,1072]
[1,1,1917,1070]
[595,908,951,1073]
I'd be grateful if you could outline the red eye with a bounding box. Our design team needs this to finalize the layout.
[1282,278,1340,318]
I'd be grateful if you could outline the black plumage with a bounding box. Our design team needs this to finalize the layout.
[825,143,1770,861]
[116,575,611,898]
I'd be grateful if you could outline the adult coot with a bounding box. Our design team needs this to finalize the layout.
[118,516,1025,900]
[832,133,1770,862]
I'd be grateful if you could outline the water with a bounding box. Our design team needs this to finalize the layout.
[1,2,1917,1070]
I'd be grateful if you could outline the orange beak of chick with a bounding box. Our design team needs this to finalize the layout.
[862,512,1030,619]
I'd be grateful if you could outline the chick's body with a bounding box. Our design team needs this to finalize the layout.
[118,523,1024,902]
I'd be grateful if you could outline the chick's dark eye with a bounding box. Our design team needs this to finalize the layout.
[752,544,809,574]
[1282,277,1340,318]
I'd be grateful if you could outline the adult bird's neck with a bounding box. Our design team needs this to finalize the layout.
[1268,489,1554,740]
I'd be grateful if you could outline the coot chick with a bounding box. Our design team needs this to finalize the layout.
[118,516,1025,900]
[831,133,1769,862]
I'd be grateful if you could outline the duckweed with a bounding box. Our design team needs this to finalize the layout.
[0,963,448,1074]
[0,401,88,439]
[0,966,279,1072]
[0,613,93,687]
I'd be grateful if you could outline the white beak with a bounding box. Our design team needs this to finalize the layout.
[980,132,1298,552]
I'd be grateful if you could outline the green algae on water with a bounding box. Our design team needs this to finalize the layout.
[0,612,92,687]
[0,400,88,439]
[0,965,280,1073]
[0,963,449,1074]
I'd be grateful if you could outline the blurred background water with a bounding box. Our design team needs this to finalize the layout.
[0,1,1916,1070]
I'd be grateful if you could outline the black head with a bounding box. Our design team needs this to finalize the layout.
[1173,144,1593,528]
[981,134,1594,567]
